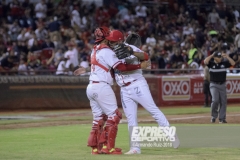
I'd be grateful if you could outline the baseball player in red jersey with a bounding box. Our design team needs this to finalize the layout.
[74,27,149,155]
[107,30,180,154]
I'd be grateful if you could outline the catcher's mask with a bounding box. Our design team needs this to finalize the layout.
[94,26,110,43]
[105,30,124,48]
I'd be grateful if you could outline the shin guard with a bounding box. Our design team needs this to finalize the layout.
[100,109,122,150]
[87,114,107,150]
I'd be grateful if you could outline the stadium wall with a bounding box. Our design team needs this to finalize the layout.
[0,74,239,110]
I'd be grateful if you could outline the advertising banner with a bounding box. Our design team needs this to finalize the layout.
[0,74,239,110]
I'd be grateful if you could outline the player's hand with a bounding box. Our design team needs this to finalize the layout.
[222,53,227,58]
[73,66,86,76]
[140,60,150,69]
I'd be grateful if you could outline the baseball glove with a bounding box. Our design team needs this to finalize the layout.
[113,43,133,59]
[125,33,142,48]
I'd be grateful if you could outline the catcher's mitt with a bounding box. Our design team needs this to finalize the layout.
[125,33,142,48]
[113,43,133,59]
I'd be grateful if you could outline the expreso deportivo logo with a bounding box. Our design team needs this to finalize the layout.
[131,126,176,142]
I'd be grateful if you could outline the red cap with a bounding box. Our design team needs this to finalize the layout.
[105,30,124,42]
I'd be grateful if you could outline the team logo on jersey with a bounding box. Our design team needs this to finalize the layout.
[221,65,225,68]
[93,93,98,99]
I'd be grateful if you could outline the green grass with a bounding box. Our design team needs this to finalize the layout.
[0,124,240,160]
[0,106,240,159]
[157,105,240,115]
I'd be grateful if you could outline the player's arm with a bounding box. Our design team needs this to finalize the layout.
[132,51,149,61]
[73,66,91,76]
[115,61,149,71]
[222,53,236,66]
[204,53,214,65]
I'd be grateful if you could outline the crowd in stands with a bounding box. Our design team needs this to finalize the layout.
[0,0,240,76]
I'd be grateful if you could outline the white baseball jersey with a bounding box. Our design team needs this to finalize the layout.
[114,44,144,87]
[87,44,121,119]
[89,45,121,85]
[116,44,171,152]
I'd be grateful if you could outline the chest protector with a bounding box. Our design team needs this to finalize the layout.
[91,44,110,72]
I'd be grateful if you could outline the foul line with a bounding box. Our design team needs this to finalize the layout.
[169,114,240,120]
[120,114,240,123]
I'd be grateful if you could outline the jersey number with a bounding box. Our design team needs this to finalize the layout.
[134,87,140,94]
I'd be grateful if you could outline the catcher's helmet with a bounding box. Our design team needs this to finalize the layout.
[105,30,124,42]
[94,26,110,43]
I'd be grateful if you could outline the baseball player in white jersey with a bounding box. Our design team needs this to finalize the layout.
[107,30,180,154]
[74,27,149,155]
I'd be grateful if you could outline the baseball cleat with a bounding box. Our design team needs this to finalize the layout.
[172,133,180,149]
[101,146,122,154]
[124,149,141,154]
[211,118,216,123]
[219,120,227,123]
[91,148,100,155]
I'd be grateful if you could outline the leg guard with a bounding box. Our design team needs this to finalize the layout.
[100,109,122,154]
[87,114,107,151]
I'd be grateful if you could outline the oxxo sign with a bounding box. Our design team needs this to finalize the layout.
[226,79,240,98]
[162,76,190,100]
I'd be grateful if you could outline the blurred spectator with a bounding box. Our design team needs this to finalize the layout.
[203,65,211,107]
[35,0,47,19]
[41,36,54,49]
[232,6,239,23]
[95,6,110,26]
[37,51,55,75]
[234,26,240,50]
[64,42,79,70]
[8,20,22,41]
[71,9,83,31]
[0,56,17,75]
[41,36,54,61]
[18,57,28,75]
[27,55,41,75]
[55,57,68,75]
[146,33,156,48]
[158,50,169,74]
[229,51,240,73]
[35,24,48,42]
[46,0,55,17]
[48,16,61,42]
[135,2,148,21]
[29,38,42,58]
[0,0,8,20]
[17,40,29,55]
[208,8,220,25]
[79,56,90,76]
[53,48,64,67]
[19,9,37,30]
[9,0,22,21]
[170,48,184,74]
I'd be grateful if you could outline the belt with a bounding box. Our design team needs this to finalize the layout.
[211,81,225,85]
[90,81,109,84]
[92,81,99,84]
[123,79,137,87]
